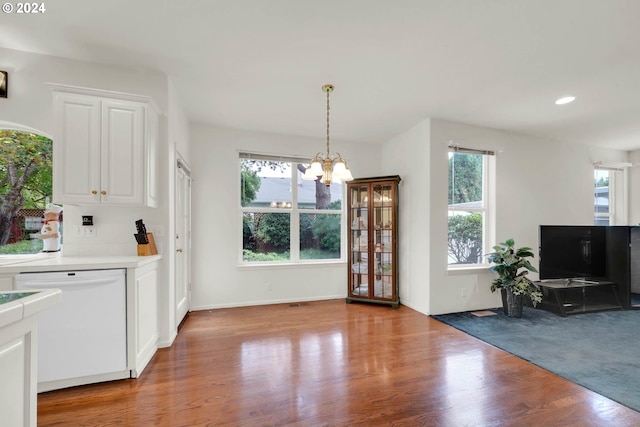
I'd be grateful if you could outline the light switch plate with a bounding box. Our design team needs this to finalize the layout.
[74,225,96,237]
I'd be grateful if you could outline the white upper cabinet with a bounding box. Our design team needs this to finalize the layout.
[52,86,159,207]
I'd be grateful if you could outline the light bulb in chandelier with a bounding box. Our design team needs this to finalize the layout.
[301,84,354,187]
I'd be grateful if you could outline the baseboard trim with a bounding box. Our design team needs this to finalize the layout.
[190,294,346,311]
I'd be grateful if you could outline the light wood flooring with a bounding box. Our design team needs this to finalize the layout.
[38,300,640,426]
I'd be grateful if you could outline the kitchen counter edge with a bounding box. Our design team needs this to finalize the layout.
[0,254,163,273]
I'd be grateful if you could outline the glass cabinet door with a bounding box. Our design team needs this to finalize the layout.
[350,185,370,297]
[373,183,394,299]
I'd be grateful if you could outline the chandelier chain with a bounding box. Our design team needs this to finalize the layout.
[301,83,351,187]
[326,88,330,157]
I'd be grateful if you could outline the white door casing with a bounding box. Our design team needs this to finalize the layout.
[175,156,192,325]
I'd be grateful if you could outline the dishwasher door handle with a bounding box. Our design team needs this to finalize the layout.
[18,277,120,288]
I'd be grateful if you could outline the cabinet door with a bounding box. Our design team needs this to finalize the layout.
[131,263,159,377]
[101,100,145,205]
[0,335,30,427]
[372,183,395,300]
[53,92,101,204]
[349,184,370,297]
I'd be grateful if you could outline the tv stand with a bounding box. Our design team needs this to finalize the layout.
[568,279,600,285]
[540,278,601,285]
[535,280,622,317]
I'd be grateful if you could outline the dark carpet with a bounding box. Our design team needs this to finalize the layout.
[433,307,640,412]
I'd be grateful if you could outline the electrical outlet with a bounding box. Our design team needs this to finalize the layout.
[265,282,272,292]
[461,288,467,297]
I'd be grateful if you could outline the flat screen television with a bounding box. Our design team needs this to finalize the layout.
[539,225,607,280]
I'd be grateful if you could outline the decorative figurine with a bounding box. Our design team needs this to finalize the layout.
[38,204,63,252]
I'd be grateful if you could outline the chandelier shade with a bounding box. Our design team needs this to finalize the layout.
[301,84,353,186]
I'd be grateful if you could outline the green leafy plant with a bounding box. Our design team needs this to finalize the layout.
[487,239,542,306]
[242,249,289,262]
[311,200,341,252]
[448,213,482,264]
[255,213,290,252]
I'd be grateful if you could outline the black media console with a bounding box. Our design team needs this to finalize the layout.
[538,225,640,315]
[535,280,622,317]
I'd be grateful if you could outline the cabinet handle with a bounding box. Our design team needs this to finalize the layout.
[92,190,97,195]
[176,248,183,253]
[101,190,107,195]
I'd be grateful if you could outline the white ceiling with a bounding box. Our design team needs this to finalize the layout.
[2,0,640,150]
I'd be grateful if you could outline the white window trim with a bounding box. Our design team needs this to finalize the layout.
[238,153,345,266]
[447,151,496,270]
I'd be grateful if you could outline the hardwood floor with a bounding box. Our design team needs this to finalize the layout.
[38,300,640,426]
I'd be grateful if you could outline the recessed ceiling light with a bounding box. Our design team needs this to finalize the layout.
[555,96,576,105]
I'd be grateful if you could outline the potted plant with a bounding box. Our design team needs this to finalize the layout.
[487,239,542,317]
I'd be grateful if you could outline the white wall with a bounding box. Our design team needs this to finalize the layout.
[155,78,190,345]
[380,119,431,313]
[427,119,630,315]
[376,118,631,316]
[191,119,631,315]
[628,150,640,226]
[189,124,380,309]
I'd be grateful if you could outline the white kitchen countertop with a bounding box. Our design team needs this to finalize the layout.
[0,288,62,329]
[0,252,162,273]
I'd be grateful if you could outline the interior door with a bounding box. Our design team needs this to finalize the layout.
[175,157,192,325]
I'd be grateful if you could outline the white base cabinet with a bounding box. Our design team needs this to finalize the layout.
[0,257,161,392]
[51,85,159,207]
[0,317,37,427]
[0,289,61,427]
[128,261,159,377]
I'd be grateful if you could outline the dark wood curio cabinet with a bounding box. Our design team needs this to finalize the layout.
[346,176,401,308]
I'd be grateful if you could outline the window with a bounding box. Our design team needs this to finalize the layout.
[447,147,495,267]
[594,169,613,225]
[0,129,55,254]
[240,153,343,263]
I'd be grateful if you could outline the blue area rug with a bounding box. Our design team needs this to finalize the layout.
[433,308,640,412]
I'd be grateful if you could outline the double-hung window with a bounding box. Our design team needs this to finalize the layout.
[447,146,495,267]
[594,168,614,225]
[240,152,343,263]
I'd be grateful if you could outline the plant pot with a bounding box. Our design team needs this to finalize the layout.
[501,289,523,318]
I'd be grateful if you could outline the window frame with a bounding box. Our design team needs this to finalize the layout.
[447,147,496,270]
[594,168,615,226]
[238,152,345,266]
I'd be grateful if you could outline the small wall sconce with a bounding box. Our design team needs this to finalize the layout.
[0,71,7,98]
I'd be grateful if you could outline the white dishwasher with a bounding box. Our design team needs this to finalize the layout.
[16,269,128,392]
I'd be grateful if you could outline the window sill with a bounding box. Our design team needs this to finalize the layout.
[237,260,347,271]
[447,264,492,275]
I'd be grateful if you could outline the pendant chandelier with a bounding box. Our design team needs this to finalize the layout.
[302,84,353,187]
